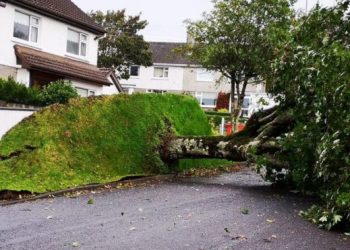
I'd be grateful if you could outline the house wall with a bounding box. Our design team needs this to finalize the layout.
[182,67,230,93]
[0,3,99,85]
[102,76,120,95]
[120,64,184,93]
[0,64,17,79]
[183,67,265,95]
[16,68,30,86]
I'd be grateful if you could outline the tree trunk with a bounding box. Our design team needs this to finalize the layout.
[160,106,294,169]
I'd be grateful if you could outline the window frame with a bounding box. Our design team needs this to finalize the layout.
[153,67,169,79]
[75,87,95,97]
[130,65,140,78]
[196,68,214,82]
[66,28,88,58]
[194,92,217,108]
[13,10,40,44]
[241,96,251,117]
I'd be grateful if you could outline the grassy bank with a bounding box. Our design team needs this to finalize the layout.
[0,94,225,193]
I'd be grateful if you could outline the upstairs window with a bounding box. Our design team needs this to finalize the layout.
[130,66,140,77]
[154,67,169,78]
[67,29,87,57]
[196,68,214,82]
[14,11,39,43]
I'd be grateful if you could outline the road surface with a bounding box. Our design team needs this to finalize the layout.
[0,170,349,250]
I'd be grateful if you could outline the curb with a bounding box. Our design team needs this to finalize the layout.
[0,174,176,207]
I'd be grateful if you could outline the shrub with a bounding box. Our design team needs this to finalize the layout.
[215,92,230,111]
[0,77,42,106]
[39,80,78,105]
[0,78,78,106]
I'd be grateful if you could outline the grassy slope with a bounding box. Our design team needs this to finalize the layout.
[0,94,230,193]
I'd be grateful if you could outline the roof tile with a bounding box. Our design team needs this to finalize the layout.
[150,42,194,65]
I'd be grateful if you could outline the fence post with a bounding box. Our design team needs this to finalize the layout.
[220,117,225,136]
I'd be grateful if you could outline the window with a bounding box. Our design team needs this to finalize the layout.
[130,66,140,77]
[241,96,251,117]
[146,89,167,94]
[194,92,217,107]
[76,87,88,97]
[14,11,39,43]
[76,87,95,97]
[153,67,169,78]
[196,69,214,82]
[67,29,88,57]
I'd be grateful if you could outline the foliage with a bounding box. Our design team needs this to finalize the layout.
[215,92,230,111]
[39,80,78,105]
[267,1,350,229]
[182,0,294,126]
[0,78,78,106]
[0,94,212,193]
[90,10,153,79]
[0,77,42,106]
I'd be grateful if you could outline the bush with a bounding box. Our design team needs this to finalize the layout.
[39,80,78,105]
[0,77,42,106]
[215,92,230,111]
[0,78,78,106]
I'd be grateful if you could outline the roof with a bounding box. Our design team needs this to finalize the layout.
[149,42,193,65]
[99,68,124,93]
[5,0,105,35]
[14,45,111,86]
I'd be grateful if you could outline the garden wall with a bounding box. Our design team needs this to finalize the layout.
[0,103,39,138]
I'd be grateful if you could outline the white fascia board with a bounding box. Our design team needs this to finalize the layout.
[152,63,201,68]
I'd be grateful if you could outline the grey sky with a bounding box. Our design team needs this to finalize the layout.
[72,0,338,42]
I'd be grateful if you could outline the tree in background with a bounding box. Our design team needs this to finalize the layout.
[90,10,153,79]
[183,0,294,130]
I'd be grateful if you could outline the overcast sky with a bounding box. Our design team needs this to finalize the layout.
[72,0,338,42]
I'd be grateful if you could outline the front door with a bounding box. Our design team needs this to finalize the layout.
[30,70,62,89]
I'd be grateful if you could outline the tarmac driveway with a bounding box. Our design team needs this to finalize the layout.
[0,169,349,250]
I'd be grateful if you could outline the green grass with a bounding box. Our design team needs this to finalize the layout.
[0,94,213,193]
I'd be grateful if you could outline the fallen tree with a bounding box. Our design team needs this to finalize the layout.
[161,107,291,163]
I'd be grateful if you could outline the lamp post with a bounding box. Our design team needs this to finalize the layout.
[306,0,308,13]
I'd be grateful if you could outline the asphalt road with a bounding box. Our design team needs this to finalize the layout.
[0,170,349,250]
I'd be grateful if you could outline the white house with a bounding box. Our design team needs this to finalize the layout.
[0,0,122,96]
[121,42,270,116]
